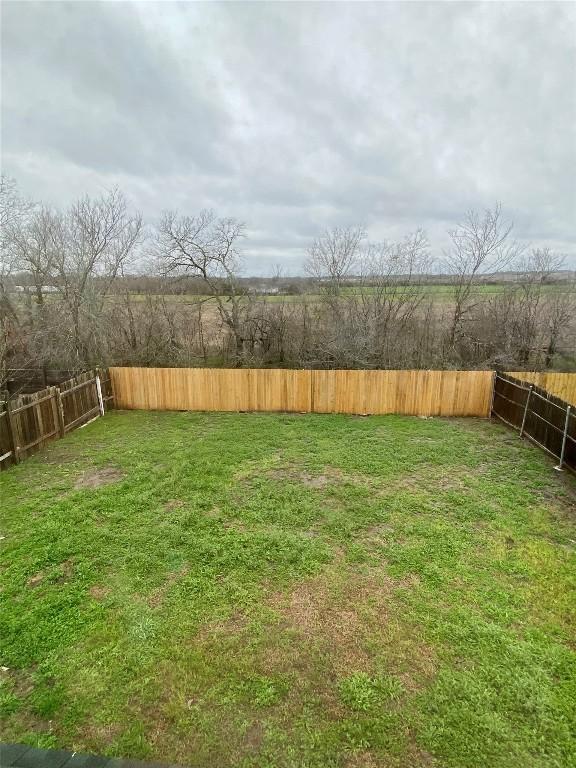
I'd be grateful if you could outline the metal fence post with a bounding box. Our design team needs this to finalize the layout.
[555,405,571,472]
[520,385,533,437]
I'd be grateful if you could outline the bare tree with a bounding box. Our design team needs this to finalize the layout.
[509,248,564,365]
[0,177,35,388]
[2,175,573,376]
[154,209,249,362]
[445,204,522,350]
[9,206,60,306]
[542,261,575,368]
[305,226,365,295]
[52,188,142,361]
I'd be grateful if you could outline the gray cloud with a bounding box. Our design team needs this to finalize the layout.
[2,0,575,273]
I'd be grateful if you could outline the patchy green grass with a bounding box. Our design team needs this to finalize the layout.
[1,411,575,768]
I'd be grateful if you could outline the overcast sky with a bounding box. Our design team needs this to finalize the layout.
[2,1,575,274]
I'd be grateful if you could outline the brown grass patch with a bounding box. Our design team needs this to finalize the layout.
[89,584,110,601]
[265,466,337,488]
[195,609,250,644]
[243,720,264,751]
[265,465,374,491]
[164,499,185,512]
[83,721,123,749]
[75,467,123,489]
[3,667,36,698]
[267,566,396,674]
[344,751,389,768]
[59,558,74,583]
[27,570,46,588]
[27,559,73,588]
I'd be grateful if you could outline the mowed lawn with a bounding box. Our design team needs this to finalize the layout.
[1,412,575,768]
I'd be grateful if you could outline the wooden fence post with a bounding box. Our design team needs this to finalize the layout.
[95,371,105,416]
[56,387,66,437]
[33,392,45,449]
[5,398,19,464]
[49,387,60,438]
[489,371,497,417]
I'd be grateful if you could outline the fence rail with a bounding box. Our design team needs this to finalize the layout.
[492,373,575,471]
[0,369,113,470]
[109,367,495,417]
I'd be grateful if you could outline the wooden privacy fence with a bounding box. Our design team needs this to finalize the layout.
[506,371,576,407]
[0,369,113,470]
[109,367,495,416]
[492,373,575,472]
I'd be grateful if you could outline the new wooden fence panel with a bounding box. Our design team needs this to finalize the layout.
[249,369,312,412]
[506,372,576,407]
[110,367,313,412]
[311,369,493,416]
[110,367,494,416]
[312,370,366,414]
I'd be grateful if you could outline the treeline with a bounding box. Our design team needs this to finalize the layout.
[1,176,574,388]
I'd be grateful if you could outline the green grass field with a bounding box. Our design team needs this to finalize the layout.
[101,282,574,305]
[8,282,573,311]
[1,412,575,767]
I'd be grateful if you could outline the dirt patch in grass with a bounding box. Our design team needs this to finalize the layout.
[243,720,264,751]
[195,609,249,644]
[59,559,74,583]
[267,566,399,674]
[3,667,36,698]
[194,557,432,693]
[27,559,74,588]
[27,570,46,588]
[344,751,389,768]
[83,721,123,750]
[266,466,344,488]
[262,462,482,498]
[89,584,110,601]
[164,499,185,512]
[75,467,123,489]
[301,473,332,489]
[264,465,379,491]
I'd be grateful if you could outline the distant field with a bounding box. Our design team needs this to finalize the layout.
[8,283,574,307]
[101,283,576,305]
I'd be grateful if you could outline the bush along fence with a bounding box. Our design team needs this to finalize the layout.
[492,373,575,472]
[0,369,113,470]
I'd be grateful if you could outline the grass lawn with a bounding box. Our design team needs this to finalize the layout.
[1,411,575,768]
